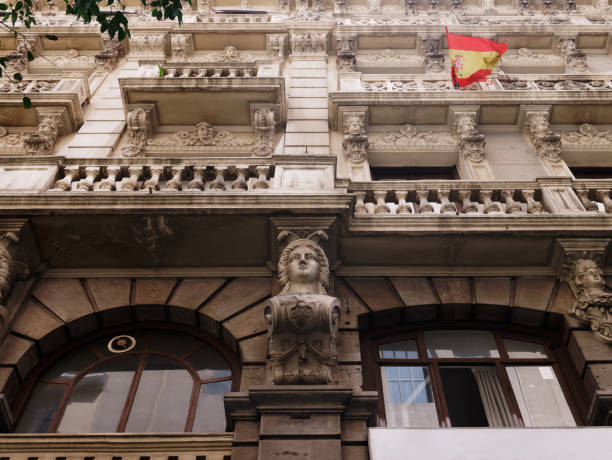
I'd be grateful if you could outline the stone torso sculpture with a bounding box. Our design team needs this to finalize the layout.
[265,232,341,384]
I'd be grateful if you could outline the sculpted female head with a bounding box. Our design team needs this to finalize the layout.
[278,239,329,295]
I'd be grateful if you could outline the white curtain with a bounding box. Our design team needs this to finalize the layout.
[381,367,438,428]
[472,367,516,427]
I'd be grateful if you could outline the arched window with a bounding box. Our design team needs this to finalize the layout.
[14,327,239,433]
[364,328,582,428]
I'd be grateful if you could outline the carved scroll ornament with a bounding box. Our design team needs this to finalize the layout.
[265,231,341,385]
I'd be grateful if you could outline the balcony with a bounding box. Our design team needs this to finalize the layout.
[0,433,232,460]
[369,427,612,460]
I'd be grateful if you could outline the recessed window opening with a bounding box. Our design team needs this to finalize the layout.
[570,167,612,179]
[15,329,236,434]
[370,166,460,181]
[374,329,577,429]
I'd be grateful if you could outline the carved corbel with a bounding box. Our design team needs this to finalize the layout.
[336,35,356,72]
[266,34,288,58]
[451,108,486,163]
[556,34,587,73]
[556,239,612,343]
[522,107,562,162]
[23,107,67,155]
[0,232,19,328]
[94,39,124,72]
[121,104,155,158]
[251,105,278,157]
[265,218,340,385]
[170,34,194,61]
[419,34,445,73]
[341,107,369,163]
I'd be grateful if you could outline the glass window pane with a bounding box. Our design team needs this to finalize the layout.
[192,380,232,432]
[42,346,99,380]
[503,339,548,359]
[125,355,194,432]
[379,340,419,359]
[148,331,200,357]
[380,366,438,428]
[425,330,500,358]
[57,355,138,433]
[506,366,576,427]
[186,345,232,380]
[15,383,66,433]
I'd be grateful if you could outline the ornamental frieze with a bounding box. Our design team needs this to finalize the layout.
[369,125,456,149]
[147,122,254,147]
[561,124,612,148]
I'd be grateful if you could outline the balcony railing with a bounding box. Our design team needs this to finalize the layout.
[49,162,273,192]
[349,181,545,216]
[573,179,612,213]
[0,433,232,460]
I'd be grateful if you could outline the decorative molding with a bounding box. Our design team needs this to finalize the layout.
[369,125,456,150]
[290,32,327,56]
[502,48,563,66]
[252,108,276,157]
[266,34,287,58]
[561,124,612,148]
[148,123,254,147]
[121,105,155,158]
[357,50,423,66]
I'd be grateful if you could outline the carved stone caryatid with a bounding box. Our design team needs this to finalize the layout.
[526,112,562,162]
[0,232,19,328]
[95,40,123,72]
[121,106,153,157]
[560,250,612,343]
[23,112,63,155]
[336,36,356,72]
[265,231,341,385]
[556,35,587,73]
[454,112,486,162]
[342,112,369,163]
[252,108,276,157]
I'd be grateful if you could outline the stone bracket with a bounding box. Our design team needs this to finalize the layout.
[554,238,611,283]
[518,105,552,133]
[339,106,368,134]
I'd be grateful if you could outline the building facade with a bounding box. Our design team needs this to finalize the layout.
[1,0,612,458]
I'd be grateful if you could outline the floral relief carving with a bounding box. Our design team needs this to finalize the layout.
[369,124,456,148]
[502,48,563,65]
[265,230,341,385]
[148,122,253,147]
[200,46,255,62]
[0,126,27,148]
[561,124,612,147]
[357,49,423,65]
[32,49,95,67]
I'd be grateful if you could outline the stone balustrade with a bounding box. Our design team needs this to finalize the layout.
[360,77,612,92]
[0,433,232,460]
[162,66,258,78]
[573,180,612,213]
[49,163,273,192]
[349,182,546,216]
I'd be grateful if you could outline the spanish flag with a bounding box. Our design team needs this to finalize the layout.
[446,27,507,88]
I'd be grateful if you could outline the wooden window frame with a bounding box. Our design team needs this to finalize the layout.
[360,322,585,428]
[12,323,241,433]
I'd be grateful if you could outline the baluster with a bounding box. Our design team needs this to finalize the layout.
[142,166,163,191]
[52,166,80,191]
[77,167,100,191]
[120,166,143,191]
[165,166,184,191]
[213,68,222,77]
[502,189,523,214]
[99,166,120,191]
[244,68,254,77]
[396,191,412,214]
[521,190,543,214]
[459,190,479,214]
[210,167,227,190]
[228,68,238,77]
[596,189,612,213]
[374,190,390,214]
[253,166,270,189]
[164,68,176,77]
[479,190,502,214]
[188,167,206,190]
[576,189,599,211]
[416,190,434,214]
[354,191,368,215]
[231,167,249,190]
[438,189,457,215]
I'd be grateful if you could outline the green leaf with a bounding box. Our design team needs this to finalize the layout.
[0,4,7,10]
[157,63,164,77]
[13,72,22,81]
[45,34,58,41]
[22,96,31,108]
[14,1,23,10]
[26,51,34,61]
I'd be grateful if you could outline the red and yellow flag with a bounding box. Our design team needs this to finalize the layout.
[445,28,507,88]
